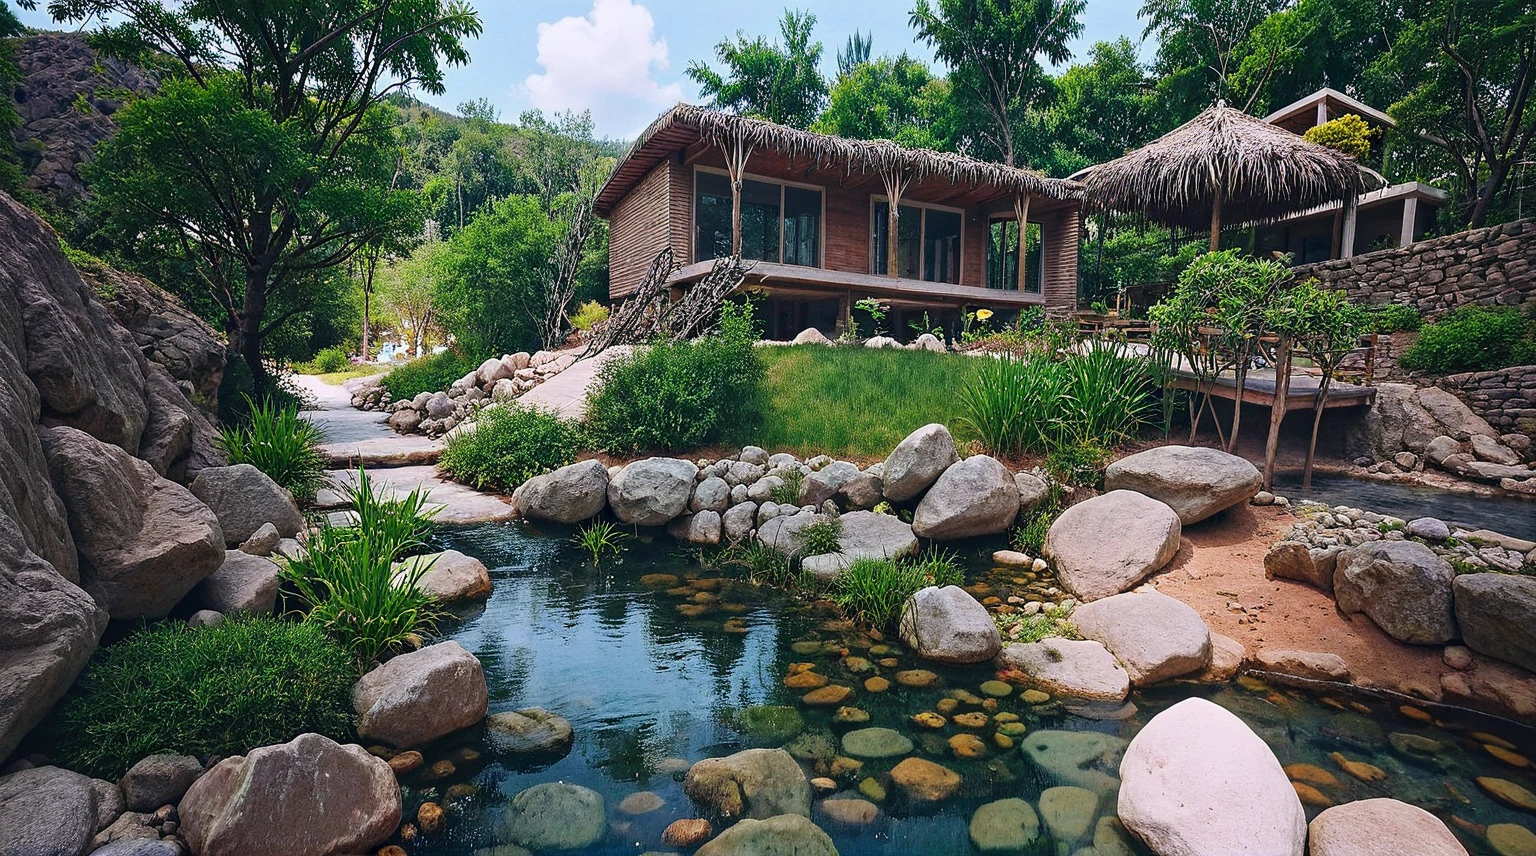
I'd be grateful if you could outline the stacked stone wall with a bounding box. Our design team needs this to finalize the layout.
[1441,366,1536,438]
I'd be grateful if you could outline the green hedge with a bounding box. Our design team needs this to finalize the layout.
[1399,307,1536,374]
[439,404,581,492]
[52,617,356,779]
[381,349,482,402]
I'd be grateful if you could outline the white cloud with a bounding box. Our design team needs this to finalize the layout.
[523,0,685,136]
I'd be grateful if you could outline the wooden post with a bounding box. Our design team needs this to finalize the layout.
[1339,194,1359,258]
[1399,196,1419,248]
[1013,192,1031,292]
[722,133,754,257]
[1208,183,1223,252]
[1262,335,1292,491]
[881,169,910,278]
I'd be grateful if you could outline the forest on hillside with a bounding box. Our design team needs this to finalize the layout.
[0,0,1531,396]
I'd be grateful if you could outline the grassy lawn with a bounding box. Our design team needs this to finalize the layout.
[309,366,388,385]
[753,345,982,460]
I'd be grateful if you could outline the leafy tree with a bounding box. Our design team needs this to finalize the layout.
[687,8,827,128]
[1304,113,1375,159]
[837,29,873,78]
[814,54,939,144]
[1046,38,1159,166]
[1139,0,1290,118]
[1266,280,1368,487]
[0,1,30,195]
[911,0,1086,166]
[1363,0,1536,227]
[52,0,481,393]
[380,239,451,358]
[434,194,564,357]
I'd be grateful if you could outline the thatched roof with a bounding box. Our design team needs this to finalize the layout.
[1079,104,1379,229]
[595,104,1081,216]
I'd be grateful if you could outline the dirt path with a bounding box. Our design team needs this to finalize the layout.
[1150,503,1536,720]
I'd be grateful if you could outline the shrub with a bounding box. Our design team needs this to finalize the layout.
[381,349,481,401]
[282,470,442,664]
[830,552,964,628]
[584,301,765,453]
[439,404,580,492]
[1399,307,1536,374]
[310,346,351,374]
[797,516,843,555]
[1012,483,1065,554]
[570,300,610,332]
[770,469,805,505]
[52,617,355,779]
[1046,440,1112,488]
[216,394,327,502]
[1370,304,1422,334]
[1303,113,1376,160]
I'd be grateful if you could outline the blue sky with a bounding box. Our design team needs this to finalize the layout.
[18,0,1151,139]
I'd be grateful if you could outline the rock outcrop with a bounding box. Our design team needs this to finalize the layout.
[1454,573,1536,671]
[1103,445,1261,524]
[88,266,226,405]
[189,464,303,546]
[0,765,123,856]
[1333,541,1457,644]
[882,423,959,502]
[1045,490,1181,601]
[1071,591,1212,686]
[898,585,1002,664]
[912,454,1019,539]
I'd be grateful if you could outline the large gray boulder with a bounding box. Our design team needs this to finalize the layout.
[722,501,757,543]
[912,454,1020,539]
[799,460,881,509]
[800,509,918,579]
[392,549,491,603]
[1307,798,1469,856]
[756,510,822,557]
[882,423,959,502]
[197,550,278,615]
[1333,541,1457,644]
[898,585,1002,664]
[1104,445,1260,524]
[691,476,731,513]
[487,708,574,756]
[696,814,838,856]
[998,638,1130,702]
[42,425,224,619]
[1347,382,1499,461]
[119,753,203,812]
[668,510,723,546]
[1071,591,1212,686]
[189,464,302,545]
[1454,573,1536,671]
[497,782,606,851]
[178,733,401,856]
[352,641,487,748]
[1045,490,1181,601]
[607,457,697,525]
[1118,698,1305,856]
[1263,540,1339,592]
[683,748,810,820]
[0,765,122,856]
[514,459,608,523]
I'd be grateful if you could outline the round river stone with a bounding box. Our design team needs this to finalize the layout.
[841,727,914,759]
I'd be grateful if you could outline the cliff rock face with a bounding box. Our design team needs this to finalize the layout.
[84,265,226,406]
[0,189,222,762]
[10,32,156,207]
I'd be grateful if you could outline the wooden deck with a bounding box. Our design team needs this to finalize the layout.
[1172,367,1376,410]
[668,259,1049,309]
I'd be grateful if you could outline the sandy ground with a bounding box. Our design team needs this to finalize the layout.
[1150,502,1536,721]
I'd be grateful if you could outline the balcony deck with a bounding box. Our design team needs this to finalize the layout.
[668,260,1047,309]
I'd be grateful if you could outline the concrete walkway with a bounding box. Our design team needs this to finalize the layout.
[518,346,630,418]
[325,465,516,525]
[292,373,442,468]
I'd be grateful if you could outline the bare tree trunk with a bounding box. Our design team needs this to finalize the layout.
[1303,374,1332,490]
[1262,336,1291,491]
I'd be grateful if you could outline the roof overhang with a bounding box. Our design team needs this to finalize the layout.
[1264,87,1397,131]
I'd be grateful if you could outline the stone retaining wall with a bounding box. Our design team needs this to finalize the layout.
[1295,218,1535,316]
[1441,365,1536,438]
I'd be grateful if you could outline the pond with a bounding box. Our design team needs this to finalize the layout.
[1272,471,1536,542]
[396,521,1536,855]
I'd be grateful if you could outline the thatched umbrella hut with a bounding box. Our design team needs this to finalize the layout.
[1080,102,1373,251]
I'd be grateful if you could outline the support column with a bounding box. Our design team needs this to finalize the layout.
[1013,192,1031,292]
[1399,196,1419,248]
[1339,194,1359,259]
[880,169,911,278]
[721,133,754,257]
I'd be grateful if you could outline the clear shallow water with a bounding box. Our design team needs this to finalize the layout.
[1272,471,1536,541]
[396,521,1536,856]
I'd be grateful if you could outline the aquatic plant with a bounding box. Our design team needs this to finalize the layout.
[52,617,355,779]
[830,552,963,628]
[797,516,843,556]
[216,394,327,502]
[995,602,1079,643]
[770,468,805,505]
[338,467,439,560]
[716,541,803,589]
[574,519,627,563]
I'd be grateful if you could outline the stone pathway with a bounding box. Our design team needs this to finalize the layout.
[292,373,442,468]
[518,346,630,419]
[326,465,516,525]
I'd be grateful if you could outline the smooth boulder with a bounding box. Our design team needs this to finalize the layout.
[695,814,838,856]
[514,459,608,523]
[1071,591,1212,686]
[1333,541,1457,644]
[882,423,959,502]
[1045,490,1181,601]
[898,585,1002,664]
[1104,445,1261,524]
[197,550,278,615]
[0,766,122,856]
[393,549,492,603]
[800,510,919,579]
[683,748,810,820]
[188,464,303,545]
[998,638,1130,702]
[1454,573,1536,672]
[1308,798,1469,856]
[497,782,606,852]
[1118,698,1305,856]
[487,708,574,756]
[607,458,697,525]
[352,641,488,748]
[178,733,401,856]
[912,455,1019,539]
[120,753,202,812]
[41,425,224,619]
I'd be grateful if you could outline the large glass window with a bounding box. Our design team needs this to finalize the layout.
[873,203,957,282]
[986,219,1043,293]
[696,170,821,266]
[783,186,821,267]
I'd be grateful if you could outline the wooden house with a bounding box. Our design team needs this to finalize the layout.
[594,105,1085,341]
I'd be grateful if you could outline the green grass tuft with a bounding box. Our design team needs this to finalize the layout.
[830,552,964,629]
[216,394,327,502]
[439,404,581,493]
